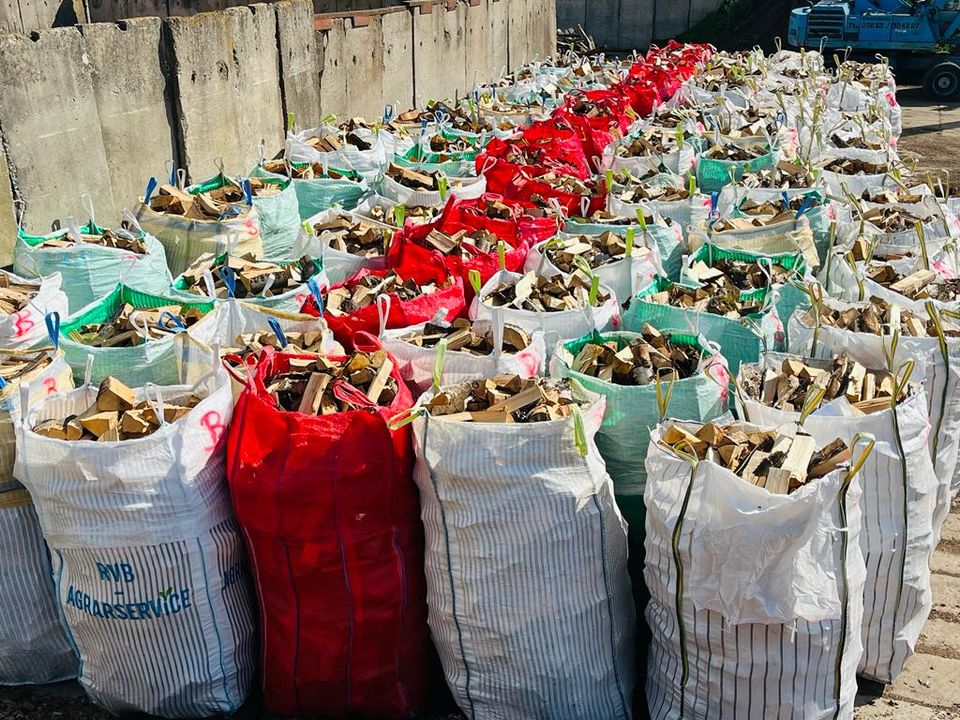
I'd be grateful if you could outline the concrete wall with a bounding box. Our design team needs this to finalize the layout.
[557,0,725,51]
[0,0,555,262]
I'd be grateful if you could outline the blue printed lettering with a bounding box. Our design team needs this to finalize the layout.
[136,602,151,619]
[126,603,138,620]
[82,594,91,613]
[92,599,103,618]
[169,591,181,614]
[66,585,75,607]
[102,603,114,619]
[114,604,127,620]
[181,589,191,610]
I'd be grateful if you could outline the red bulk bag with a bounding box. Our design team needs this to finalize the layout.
[502,173,606,217]
[303,263,466,347]
[226,341,430,719]
[443,194,559,246]
[387,202,529,301]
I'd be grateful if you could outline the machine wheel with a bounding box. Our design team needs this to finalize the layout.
[924,62,960,101]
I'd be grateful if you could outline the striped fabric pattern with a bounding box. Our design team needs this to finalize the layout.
[0,492,78,685]
[740,386,947,683]
[788,308,960,500]
[412,394,636,720]
[15,374,256,717]
[644,433,865,720]
[0,353,74,494]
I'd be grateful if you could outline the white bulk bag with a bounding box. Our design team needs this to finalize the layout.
[14,370,256,718]
[644,423,867,720]
[470,270,620,354]
[524,235,663,305]
[788,302,960,499]
[379,172,487,208]
[411,383,635,720]
[286,125,388,182]
[0,271,68,351]
[0,489,79,685]
[380,315,546,398]
[299,208,391,286]
[0,349,77,685]
[738,355,944,683]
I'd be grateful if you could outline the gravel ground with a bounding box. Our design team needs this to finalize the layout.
[1,85,959,720]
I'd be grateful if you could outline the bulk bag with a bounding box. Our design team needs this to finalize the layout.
[0,271,68,351]
[688,213,821,272]
[387,211,528,302]
[524,234,663,304]
[623,278,782,375]
[737,353,945,683]
[313,264,466,350]
[695,145,778,192]
[188,299,341,397]
[14,219,173,314]
[15,370,256,717]
[563,215,686,281]
[381,317,547,397]
[788,299,960,498]
[300,208,391,286]
[0,349,77,685]
[379,172,487,208]
[56,285,216,387]
[439,193,560,247]
[136,178,263,278]
[679,243,811,328]
[0,489,79,685]
[170,253,328,314]
[252,163,369,218]
[249,175,301,261]
[470,269,621,353]
[226,342,431,717]
[644,422,868,720]
[410,381,635,720]
[286,125,388,181]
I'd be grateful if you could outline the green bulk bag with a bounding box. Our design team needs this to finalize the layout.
[14,220,173,315]
[681,242,811,328]
[252,164,368,218]
[55,285,215,387]
[623,277,782,375]
[696,146,779,193]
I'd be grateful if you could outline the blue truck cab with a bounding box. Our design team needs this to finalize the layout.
[789,0,960,98]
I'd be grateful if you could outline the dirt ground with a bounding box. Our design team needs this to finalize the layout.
[2,88,960,720]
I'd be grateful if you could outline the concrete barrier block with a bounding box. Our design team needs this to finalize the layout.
[381,9,414,111]
[318,15,387,120]
[0,136,17,265]
[618,0,655,51]
[87,0,167,22]
[486,0,508,78]
[166,4,284,179]
[654,0,690,41]
[535,0,556,59]
[556,0,586,31]
[585,0,618,50]
[506,0,529,68]
[80,18,177,214]
[0,28,117,231]
[688,0,721,27]
[276,0,323,127]
[413,1,467,105]
[464,0,490,89]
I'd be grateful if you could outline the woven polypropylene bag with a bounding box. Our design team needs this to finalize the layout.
[226,342,431,718]
[15,370,256,717]
[411,382,635,720]
[644,422,866,720]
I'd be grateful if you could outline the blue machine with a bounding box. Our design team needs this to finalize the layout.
[789,0,960,98]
